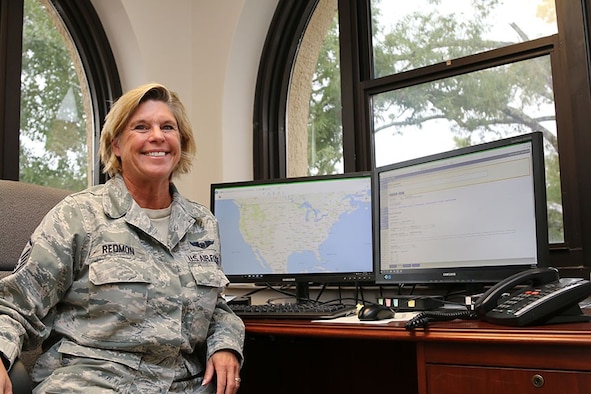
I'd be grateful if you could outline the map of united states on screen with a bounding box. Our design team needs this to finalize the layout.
[213,177,372,277]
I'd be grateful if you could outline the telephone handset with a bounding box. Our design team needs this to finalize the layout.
[474,267,560,314]
[475,267,591,326]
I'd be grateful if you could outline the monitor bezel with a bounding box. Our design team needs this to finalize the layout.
[372,132,549,286]
[210,171,375,286]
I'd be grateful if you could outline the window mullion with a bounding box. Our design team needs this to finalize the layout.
[0,0,24,180]
[338,0,372,172]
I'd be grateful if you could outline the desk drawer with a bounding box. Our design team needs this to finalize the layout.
[425,364,591,394]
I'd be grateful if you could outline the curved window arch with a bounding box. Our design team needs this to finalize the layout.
[253,1,317,179]
[0,0,121,189]
[255,0,591,270]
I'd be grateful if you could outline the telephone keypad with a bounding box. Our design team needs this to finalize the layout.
[485,278,591,326]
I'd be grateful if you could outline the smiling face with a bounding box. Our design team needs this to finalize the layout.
[112,99,181,187]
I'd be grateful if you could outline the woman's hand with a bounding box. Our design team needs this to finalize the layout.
[0,361,13,394]
[202,350,241,394]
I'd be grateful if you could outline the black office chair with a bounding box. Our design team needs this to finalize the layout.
[8,359,32,394]
[0,180,71,394]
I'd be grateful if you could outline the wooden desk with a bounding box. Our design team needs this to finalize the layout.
[238,318,591,393]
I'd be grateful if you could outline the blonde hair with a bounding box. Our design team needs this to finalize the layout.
[99,83,196,178]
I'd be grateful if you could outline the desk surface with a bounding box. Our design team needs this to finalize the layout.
[243,318,591,345]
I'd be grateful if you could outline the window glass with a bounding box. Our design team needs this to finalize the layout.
[370,0,562,243]
[287,0,342,177]
[19,0,92,191]
[371,0,558,78]
[372,55,563,243]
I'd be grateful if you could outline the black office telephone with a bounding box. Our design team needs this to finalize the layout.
[405,267,591,329]
[474,267,591,326]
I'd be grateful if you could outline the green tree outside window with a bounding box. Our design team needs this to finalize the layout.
[19,0,91,191]
[305,0,562,242]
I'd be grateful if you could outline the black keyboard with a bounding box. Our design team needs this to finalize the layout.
[229,302,357,319]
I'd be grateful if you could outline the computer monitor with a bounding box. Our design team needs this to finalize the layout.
[211,172,374,299]
[374,132,548,286]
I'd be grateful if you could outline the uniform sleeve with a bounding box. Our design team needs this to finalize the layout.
[0,197,87,366]
[205,294,245,365]
[196,207,245,364]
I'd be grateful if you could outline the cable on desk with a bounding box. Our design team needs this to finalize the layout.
[355,282,365,304]
[405,309,477,330]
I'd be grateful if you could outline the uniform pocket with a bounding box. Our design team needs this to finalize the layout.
[188,260,229,289]
[58,340,142,370]
[86,257,153,336]
[185,262,229,321]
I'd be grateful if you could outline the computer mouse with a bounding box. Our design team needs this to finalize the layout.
[358,304,394,321]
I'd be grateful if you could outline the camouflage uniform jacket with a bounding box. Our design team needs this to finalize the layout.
[0,175,245,392]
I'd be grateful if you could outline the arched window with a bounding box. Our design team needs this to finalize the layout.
[255,0,591,271]
[0,0,121,190]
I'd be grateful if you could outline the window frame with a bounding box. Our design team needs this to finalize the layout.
[254,0,591,273]
[0,0,121,184]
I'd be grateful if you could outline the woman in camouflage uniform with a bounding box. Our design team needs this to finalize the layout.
[0,83,245,393]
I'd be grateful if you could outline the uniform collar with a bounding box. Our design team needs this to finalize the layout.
[102,174,134,219]
[102,174,204,249]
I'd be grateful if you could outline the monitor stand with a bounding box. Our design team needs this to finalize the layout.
[296,282,310,303]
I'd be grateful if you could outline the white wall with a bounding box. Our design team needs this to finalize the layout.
[91,0,278,206]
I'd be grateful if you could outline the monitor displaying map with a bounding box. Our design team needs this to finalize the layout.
[210,173,374,285]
